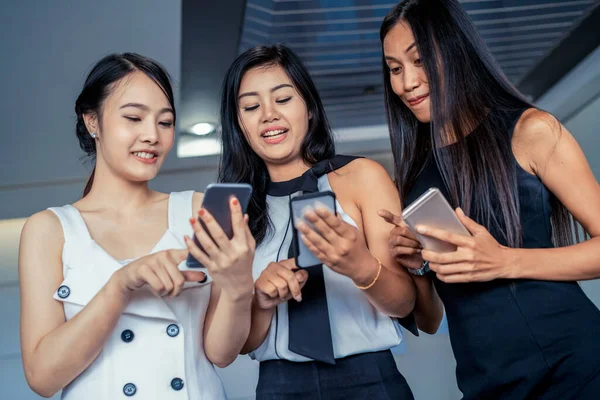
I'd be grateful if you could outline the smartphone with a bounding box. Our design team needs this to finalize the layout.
[289,191,337,268]
[402,187,471,253]
[186,183,253,268]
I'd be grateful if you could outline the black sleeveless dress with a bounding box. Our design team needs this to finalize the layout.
[404,108,600,399]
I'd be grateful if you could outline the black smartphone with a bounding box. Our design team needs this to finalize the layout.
[289,190,337,268]
[186,183,253,268]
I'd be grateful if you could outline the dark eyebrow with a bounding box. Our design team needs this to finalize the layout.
[238,83,294,100]
[120,103,173,115]
[384,56,399,62]
[406,42,416,53]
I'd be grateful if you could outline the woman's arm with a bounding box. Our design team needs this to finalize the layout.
[240,259,307,354]
[192,194,255,367]
[203,284,253,367]
[378,210,444,334]
[356,159,443,328]
[420,110,600,283]
[349,159,418,317]
[410,275,444,333]
[19,211,130,397]
[298,159,417,317]
[240,298,276,354]
[507,109,600,280]
[21,210,202,397]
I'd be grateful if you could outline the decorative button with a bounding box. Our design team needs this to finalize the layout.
[123,383,137,396]
[171,377,184,391]
[166,324,179,337]
[57,285,70,299]
[121,329,134,343]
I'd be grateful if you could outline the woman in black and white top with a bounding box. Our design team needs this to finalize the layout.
[218,44,443,399]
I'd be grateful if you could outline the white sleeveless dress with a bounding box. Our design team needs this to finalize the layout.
[48,191,227,400]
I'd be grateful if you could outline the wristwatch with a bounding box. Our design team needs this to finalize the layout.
[407,261,431,276]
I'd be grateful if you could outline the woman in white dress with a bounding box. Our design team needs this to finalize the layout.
[19,53,255,399]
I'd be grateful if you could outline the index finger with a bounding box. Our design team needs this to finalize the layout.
[274,266,303,302]
[279,258,297,270]
[167,248,189,263]
[378,209,403,226]
[313,203,349,236]
[198,208,230,249]
[242,215,256,250]
[229,197,245,239]
[391,225,419,242]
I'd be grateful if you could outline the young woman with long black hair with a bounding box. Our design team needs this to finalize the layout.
[219,44,442,399]
[379,1,600,398]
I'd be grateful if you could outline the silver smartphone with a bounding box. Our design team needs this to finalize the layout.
[290,191,337,268]
[186,183,253,268]
[402,187,471,253]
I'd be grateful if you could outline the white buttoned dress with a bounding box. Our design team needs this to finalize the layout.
[48,191,227,399]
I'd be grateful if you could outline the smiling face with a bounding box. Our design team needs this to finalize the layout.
[236,64,311,167]
[383,21,431,123]
[86,71,175,183]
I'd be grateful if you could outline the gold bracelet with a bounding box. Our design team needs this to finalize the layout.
[354,257,382,290]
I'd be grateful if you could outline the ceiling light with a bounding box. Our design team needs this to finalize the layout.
[177,137,221,158]
[190,122,217,136]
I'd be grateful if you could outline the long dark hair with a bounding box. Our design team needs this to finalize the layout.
[218,44,335,245]
[380,0,579,247]
[75,53,175,197]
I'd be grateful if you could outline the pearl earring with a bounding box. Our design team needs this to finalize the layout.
[91,132,97,139]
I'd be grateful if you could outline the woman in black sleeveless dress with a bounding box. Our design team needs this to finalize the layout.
[378,1,600,399]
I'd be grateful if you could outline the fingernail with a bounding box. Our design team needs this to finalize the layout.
[189,217,196,225]
[457,207,464,215]
[416,226,426,233]
[296,296,302,302]
[232,198,239,206]
[314,201,326,211]
[302,206,313,215]
[199,209,205,217]
[183,235,189,242]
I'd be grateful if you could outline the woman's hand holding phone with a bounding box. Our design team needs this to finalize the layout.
[295,204,377,285]
[184,197,255,301]
[378,209,424,270]
[416,207,511,283]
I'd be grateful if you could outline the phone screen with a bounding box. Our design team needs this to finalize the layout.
[186,183,252,268]
[289,191,337,268]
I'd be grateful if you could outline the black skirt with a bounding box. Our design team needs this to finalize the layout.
[256,350,414,400]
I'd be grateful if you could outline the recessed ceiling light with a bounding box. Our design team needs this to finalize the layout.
[190,122,216,136]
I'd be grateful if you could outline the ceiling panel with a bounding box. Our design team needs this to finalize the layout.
[238,0,599,129]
